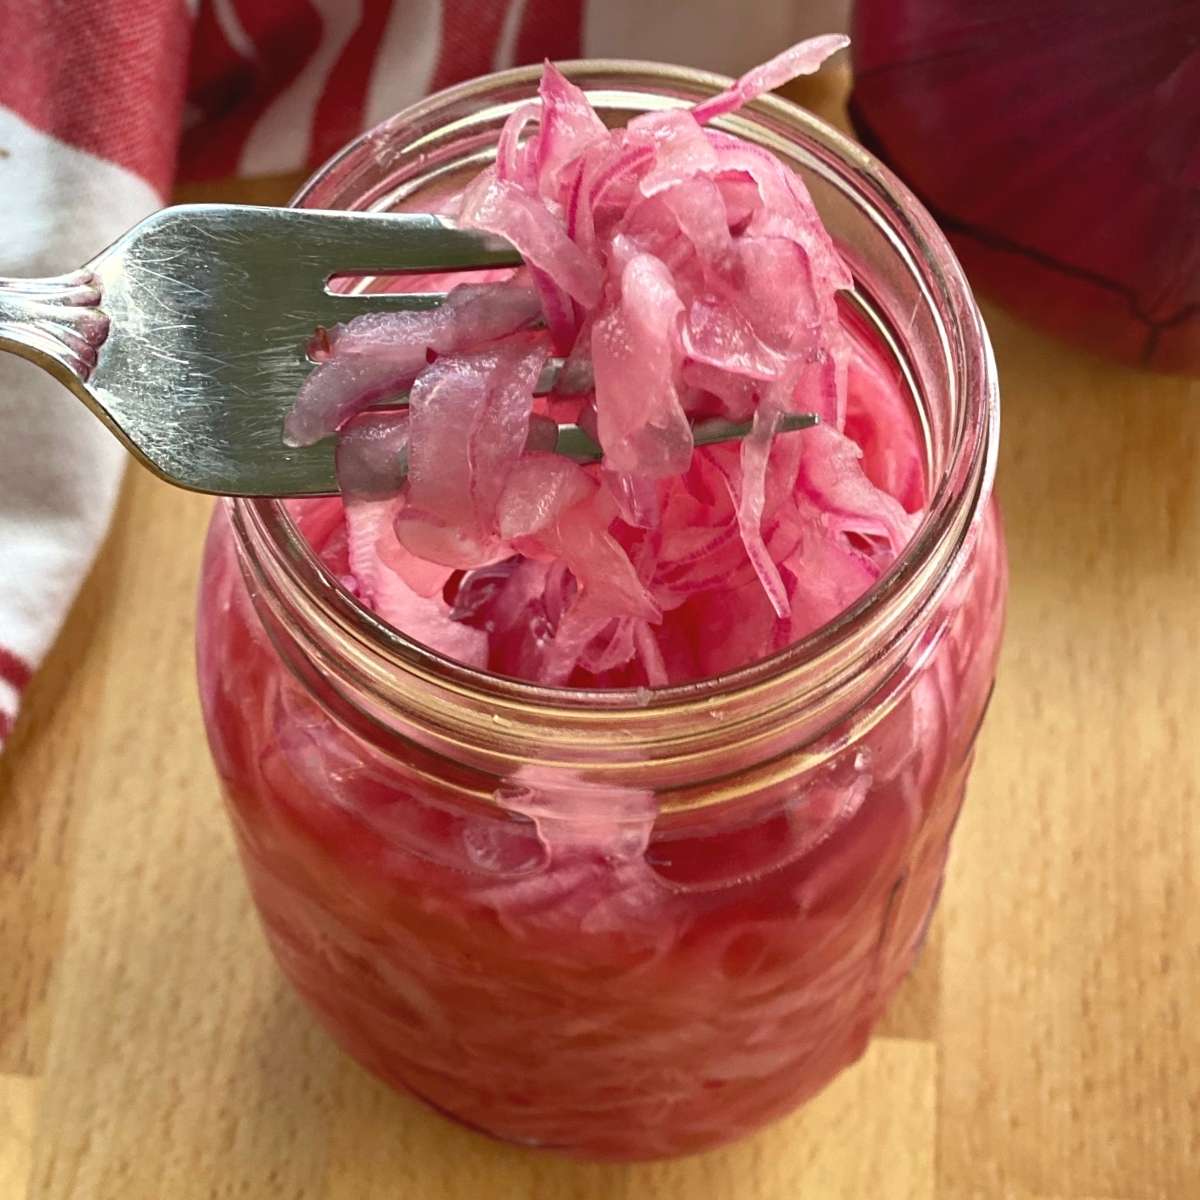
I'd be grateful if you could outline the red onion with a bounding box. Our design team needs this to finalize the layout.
[849,0,1200,373]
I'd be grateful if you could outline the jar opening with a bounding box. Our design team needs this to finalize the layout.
[234,60,998,729]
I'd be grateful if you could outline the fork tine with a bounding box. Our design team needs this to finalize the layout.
[303,212,523,274]
[171,206,525,275]
[327,213,524,273]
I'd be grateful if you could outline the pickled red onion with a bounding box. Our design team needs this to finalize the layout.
[286,37,926,688]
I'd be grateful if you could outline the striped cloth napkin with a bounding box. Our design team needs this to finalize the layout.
[0,0,848,747]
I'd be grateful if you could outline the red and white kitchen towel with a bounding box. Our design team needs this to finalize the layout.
[0,0,848,748]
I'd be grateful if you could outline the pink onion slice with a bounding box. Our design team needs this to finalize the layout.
[396,341,548,567]
[285,354,425,448]
[529,498,660,626]
[692,34,849,124]
[796,424,919,550]
[460,171,603,306]
[334,410,411,501]
[320,281,541,359]
[467,337,550,520]
[628,109,720,198]
[534,64,609,195]
[497,101,542,188]
[681,295,790,380]
[371,563,489,666]
[497,454,596,540]
[656,176,734,269]
[734,410,791,618]
[592,252,692,477]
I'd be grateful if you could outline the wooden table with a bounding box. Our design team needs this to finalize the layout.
[3,75,1199,1199]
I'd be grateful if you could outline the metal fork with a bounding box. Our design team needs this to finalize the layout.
[0,204,817,497]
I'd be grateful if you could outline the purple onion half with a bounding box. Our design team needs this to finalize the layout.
[849,0,1200,374]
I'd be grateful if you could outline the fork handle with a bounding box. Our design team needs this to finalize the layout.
[0,271,110,386]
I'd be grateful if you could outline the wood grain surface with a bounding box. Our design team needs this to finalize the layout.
[2,74,1198,1199]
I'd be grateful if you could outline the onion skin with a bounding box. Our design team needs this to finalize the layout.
[849,0,1200,374]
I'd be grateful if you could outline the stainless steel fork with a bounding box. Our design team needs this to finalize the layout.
[0,204,817,497]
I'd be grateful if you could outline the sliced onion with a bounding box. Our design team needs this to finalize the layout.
[287,38,929,688]
[796,423,919,550]
[533,64,609,195]
[592,252,692,476]
[395,343,548,567]
[460,171,603,306]
[285,354,424,447]
[692,34,850,123]
[319,281,541,359]
[497,454,596,540]
[733,410,791,618]
[334,410,410,501]
[497,101,542,188]
[628,109,720,198]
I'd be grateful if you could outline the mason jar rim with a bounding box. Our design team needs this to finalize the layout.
[232,58,999,739]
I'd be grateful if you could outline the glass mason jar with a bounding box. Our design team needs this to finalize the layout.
[196,61,1006,1162]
